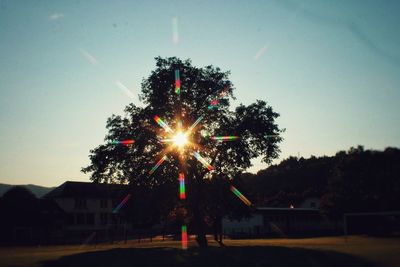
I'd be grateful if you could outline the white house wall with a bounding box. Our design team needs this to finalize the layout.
[54,198,120,231]
[222,214,263,234]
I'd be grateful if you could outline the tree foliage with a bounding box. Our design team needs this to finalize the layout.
[82,57,283,246]
[321,146,400,219]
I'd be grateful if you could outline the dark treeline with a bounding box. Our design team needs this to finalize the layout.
[0,186,64,245]
[240,146,400,219]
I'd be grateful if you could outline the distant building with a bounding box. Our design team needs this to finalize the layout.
[223,198,336,238]
[299,197,320,209]
[44,181,130,243]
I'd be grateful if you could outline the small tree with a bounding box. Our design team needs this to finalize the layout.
[83,57,283,247]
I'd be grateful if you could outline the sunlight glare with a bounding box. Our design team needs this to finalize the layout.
[173,131,188,148]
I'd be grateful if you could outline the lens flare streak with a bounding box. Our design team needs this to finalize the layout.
[181,225,188,249]
[112,194,132,213]
[211,136,239,142]
[149,155,168,174]
[230,185,252,206]
[154,115,173,133]
[192,152,214,171]
[110,140,135,145]
[80,232,96,247]
[159,138,173,143]
[208,87,229,109]
[208,100,219,109]
[79,48,98,66]
[254,45,267,60]
[178,173,186,199]
[116,80,136,100]
[175,69,181,95]
[188,116,203,132]
[172,17,179,44]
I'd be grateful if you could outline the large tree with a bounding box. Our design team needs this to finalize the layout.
[82,57,283,247]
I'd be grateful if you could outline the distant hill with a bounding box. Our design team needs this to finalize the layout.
[0,183,55,198]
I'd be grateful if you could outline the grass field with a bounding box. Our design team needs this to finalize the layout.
[0,236,399,267]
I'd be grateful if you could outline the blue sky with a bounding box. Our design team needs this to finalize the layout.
[0,0,399,186]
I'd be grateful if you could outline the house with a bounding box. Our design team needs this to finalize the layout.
[222,197,336,238]
[44,181,130,243]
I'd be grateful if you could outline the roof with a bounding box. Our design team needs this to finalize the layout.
[38,199,64,213]
[44,181,129,199]
[256,207,319,212]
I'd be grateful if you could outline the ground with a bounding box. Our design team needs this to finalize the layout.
[0,236,399,267]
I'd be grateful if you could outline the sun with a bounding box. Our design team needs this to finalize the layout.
[172,131,188,148]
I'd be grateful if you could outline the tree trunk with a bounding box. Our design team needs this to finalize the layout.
[213,215,223,245]
[191,172,208,248]
[193,204,208,247]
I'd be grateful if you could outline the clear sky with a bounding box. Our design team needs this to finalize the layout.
[1,0,399,187]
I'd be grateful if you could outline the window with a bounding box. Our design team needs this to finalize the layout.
[310,202,316,208]
[100,213,108,225]
[76,213,85,224]
[74,199,87,209]
[111,214,118,224]
[86,213,95,225]
[67,214,75,225]
[100,199,108,209]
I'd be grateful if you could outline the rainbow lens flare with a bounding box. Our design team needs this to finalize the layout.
[181,225,188,249]
[230,185,252,206]
[192,152,214,171]
[175,69,181,95]
[208,87,229,109]
[208,99,219,109]
[149,155,168,174]
[211,136,239,142]
[179,173,186,199]
[110,140,135,145]
[154,115,173,133]
[80,232,96,247]
[112,194,131,213]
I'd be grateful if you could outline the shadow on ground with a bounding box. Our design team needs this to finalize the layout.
[42,246,378,267]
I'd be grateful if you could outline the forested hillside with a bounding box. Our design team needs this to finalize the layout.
[241,146,400,218]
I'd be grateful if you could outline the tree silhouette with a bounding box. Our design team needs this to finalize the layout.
[321,146,400,219]
[237,145,400,222]
[0,186,39,244]
[82,57,283,247]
